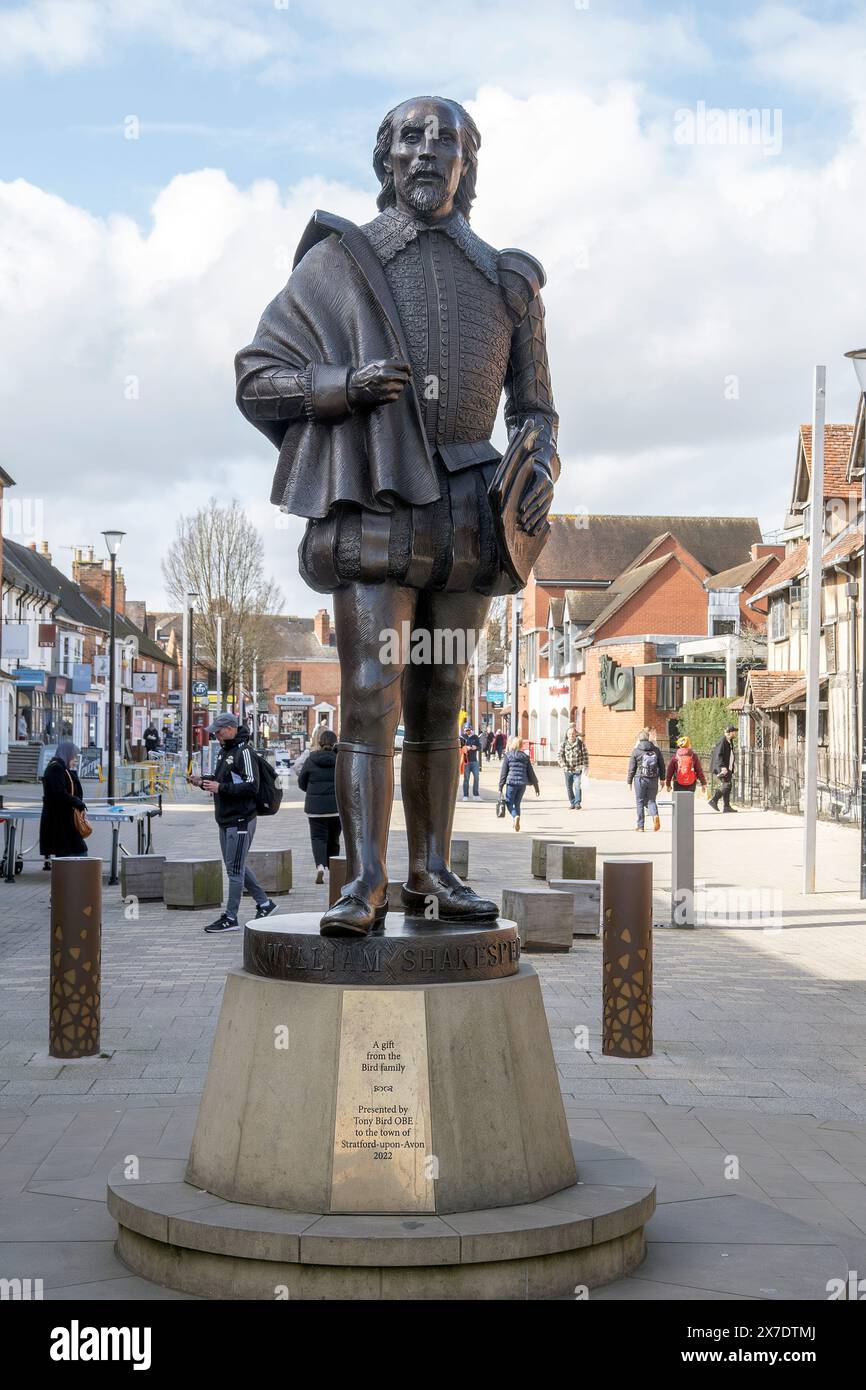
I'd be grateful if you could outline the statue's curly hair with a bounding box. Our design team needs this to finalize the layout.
[372,97,481,218]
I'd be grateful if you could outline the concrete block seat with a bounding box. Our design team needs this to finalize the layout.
[548,879,601,938]
[246,847,292,895]
[120,855,166,902]
[530,839,573,879]
[163,858,222,910]
[545,844,596,883]
[501,888,573,952]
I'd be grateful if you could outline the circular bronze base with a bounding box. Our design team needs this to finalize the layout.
[243,912,520,986]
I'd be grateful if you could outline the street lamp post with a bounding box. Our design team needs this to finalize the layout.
[510,592,524,741]
[183,592,198,773]
[101,531,125,801]
[844,349,866,898]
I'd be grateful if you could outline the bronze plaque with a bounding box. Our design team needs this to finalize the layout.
[330,989,434,1214]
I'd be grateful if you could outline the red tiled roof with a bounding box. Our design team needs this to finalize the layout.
[800,424,859,498]
[822,520,864,569]
[743,669,805,710]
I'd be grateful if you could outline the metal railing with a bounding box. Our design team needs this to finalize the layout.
[736,747,860,823]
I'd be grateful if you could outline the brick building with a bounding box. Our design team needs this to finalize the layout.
[516,513,769,777]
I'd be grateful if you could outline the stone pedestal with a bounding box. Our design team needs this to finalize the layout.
[120,855,165,902]
[109,913,653,1297]
[163,859,222,910]
[548,879,601,937]
[501,889,573,952]
[530,839,572,879]
[545,844,596,883]
[246,847,292,895]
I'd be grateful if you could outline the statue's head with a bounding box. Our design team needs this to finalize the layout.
[373,95,480,220]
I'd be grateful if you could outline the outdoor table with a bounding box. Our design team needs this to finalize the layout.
[0,800,162,886]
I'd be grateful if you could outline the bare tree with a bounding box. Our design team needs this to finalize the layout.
[162,498,284,702]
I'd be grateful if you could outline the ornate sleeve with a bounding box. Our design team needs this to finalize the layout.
[237,364,353,423]
[499,250,560,482]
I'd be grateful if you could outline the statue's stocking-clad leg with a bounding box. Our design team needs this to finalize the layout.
[400,588,498,922]
[320,581,416,937]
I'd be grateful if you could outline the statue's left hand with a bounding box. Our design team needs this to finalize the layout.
[518,462,554,535]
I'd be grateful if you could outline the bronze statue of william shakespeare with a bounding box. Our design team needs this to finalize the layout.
[236,96,559,937]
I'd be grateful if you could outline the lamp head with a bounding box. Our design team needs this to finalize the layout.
[845,349,866,393]
[102,530,125,558]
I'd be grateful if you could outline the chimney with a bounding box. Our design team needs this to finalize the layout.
[38,540,52,564]
[751,543,785,562]
[314,607,330,647]
[72,552,108,609]
[125,600,146,631]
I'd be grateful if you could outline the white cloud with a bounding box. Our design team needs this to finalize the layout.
[5,75,866,612]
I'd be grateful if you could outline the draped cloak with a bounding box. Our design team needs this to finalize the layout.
[235,210,443,521]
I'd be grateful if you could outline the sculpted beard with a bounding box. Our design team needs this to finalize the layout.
[405,169,449,213]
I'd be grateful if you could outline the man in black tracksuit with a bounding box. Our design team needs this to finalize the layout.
[709,725,738,813]
[190,713,278,933]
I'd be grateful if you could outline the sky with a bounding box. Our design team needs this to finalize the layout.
[3,0,866,613]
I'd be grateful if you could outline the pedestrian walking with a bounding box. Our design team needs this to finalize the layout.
[39,741,89,862]
[460,724,482,799]
[493,729,506,759]
[498,736,540,831]
[558,723,589,808]
[189,713,278,934]
[483,729,493,762]
[309,714,330,750]
[143,722,160,756]
[665,735,707,794]
[297,729,342,883]
[708,724,738,813]
[627,728,666,831]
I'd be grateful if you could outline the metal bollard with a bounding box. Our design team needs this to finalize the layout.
[49,857,102,1058]
[671,790,696,927]
[602,860,653,1058]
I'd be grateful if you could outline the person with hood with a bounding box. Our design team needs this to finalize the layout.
[665,735,707,794]
[189,713,278,934]
[143,722,160,755]
[498,736,540,831]
[627,728,666,832]
[558,723,589,808]
[39,741,89,862]
[708,724,738,813]
[297,729,341,883]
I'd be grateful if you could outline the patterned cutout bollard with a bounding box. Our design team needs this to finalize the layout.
[602,860,652,1057]
[49,856,102,1058]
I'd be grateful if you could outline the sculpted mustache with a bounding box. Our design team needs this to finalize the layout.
[408,167,445,182]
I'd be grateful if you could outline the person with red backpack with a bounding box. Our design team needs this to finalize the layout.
[665,735,707,795]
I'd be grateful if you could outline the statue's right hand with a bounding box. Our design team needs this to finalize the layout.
[348,359,411,408]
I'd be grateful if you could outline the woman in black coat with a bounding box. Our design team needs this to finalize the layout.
[40,741,88,861]
[296,731,341,883]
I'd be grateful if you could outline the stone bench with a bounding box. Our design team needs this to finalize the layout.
[449,838,469,879]
[164,859,223,910]
[530,839,573,879]
[501,887,573,953]
[246,848,292,895]
[120,854,165,902]
[545,844,597,883]
[548,878,601,938]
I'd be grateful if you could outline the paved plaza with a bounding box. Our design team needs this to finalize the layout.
[2,764,866,1298]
